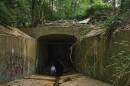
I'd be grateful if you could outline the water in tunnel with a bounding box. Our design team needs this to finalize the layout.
[37,34,77,76]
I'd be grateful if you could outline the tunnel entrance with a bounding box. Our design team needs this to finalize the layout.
[37,34,77,75]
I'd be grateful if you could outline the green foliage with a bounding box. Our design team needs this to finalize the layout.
[101,10,130,32]
[0,2,15,25]
[0,0,112,26]
[74,1,112,20]
[0,0,31,27]
[1,0,130,27]
[13,0,31,27]
[111,41,130,86]
[102,14,122,32]
[45,0,108,20]
[124,0,130,9]
[85,3,112,21]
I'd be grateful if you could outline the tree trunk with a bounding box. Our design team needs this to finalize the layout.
[51,0,54,17]
[71,0,78,9]
[112,0,116,13]
[71,0,78,16]
[49,0,51,18]
[38,0,44,25]
[32,0,35,27]
[120,0,126,13]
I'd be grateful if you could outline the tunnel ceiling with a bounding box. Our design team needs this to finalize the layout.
[38,34,77,43]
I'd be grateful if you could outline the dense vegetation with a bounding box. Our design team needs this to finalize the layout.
[0,0,129,28]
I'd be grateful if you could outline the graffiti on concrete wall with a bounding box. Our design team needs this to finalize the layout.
[0,54,7,81]
[7,53,25,80]
[0,54,2,73]
[0,52,35,81]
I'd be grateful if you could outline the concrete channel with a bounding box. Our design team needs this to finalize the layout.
[0,25,115,86]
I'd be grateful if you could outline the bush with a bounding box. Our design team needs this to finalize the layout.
[111,40,130,86]
[102,10,130,32]
[0,2,15,25]
[124,0,130,10]
[85,3,112,21]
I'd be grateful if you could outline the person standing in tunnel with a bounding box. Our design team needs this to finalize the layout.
[55,61,64,77]
[50,64,56,77]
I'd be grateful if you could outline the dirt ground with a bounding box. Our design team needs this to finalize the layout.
[0,71,112,86]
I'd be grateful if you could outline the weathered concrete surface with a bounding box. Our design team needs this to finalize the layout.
[0,72,112,86]
[73,33,107,79]
[0,25,37,84]
[21,26,80,38]
[73,29,130,85]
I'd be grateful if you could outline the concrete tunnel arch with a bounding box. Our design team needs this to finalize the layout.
[37,34,77,74]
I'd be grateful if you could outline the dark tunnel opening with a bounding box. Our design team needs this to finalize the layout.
[37,34,77,76]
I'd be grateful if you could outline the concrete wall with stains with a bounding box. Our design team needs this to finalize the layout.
[73,34,108,81]
[20,25,92,39]
[0,25,37,84]
[73,29,130,85]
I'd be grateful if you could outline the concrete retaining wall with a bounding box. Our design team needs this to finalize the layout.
[73,29,130,85]
[0,25,37,84]
[73,33,108,80]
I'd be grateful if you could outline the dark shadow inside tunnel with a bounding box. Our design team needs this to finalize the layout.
[37,34,77,76]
